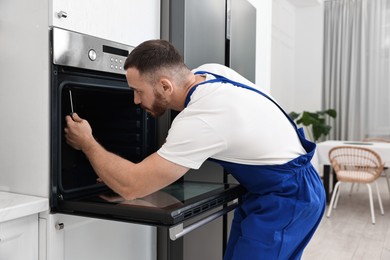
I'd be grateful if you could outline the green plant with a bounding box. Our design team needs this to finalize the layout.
[289,109,337,142]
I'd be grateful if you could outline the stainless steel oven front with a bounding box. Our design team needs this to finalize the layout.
[50,27,245,241]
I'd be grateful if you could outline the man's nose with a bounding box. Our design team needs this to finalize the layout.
[133,92,141,105]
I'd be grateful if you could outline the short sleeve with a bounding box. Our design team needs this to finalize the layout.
[157,116,227,169]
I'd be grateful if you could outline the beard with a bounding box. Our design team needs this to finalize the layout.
[142,90,168,118]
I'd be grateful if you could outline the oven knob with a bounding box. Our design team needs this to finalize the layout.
[88,49,97,61]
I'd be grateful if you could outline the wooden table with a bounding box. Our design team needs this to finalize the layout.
[316,140,390,202]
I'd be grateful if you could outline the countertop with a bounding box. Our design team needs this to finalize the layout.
[0,192,49,223]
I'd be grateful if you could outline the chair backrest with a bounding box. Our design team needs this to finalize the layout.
[362,138,390,143]
[328,146,384,183]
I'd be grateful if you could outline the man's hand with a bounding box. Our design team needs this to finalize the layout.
[64,113,189,200]
[64,113,95,151]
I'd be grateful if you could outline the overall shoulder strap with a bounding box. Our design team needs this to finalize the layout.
[193,71,298,130]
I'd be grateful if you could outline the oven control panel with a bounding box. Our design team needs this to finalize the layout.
[52,27,134,75]
[108,56,124,71]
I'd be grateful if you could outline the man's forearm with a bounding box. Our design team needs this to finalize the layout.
[82,138,140,200]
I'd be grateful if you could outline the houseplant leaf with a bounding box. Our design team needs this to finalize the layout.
[289,109,337,142]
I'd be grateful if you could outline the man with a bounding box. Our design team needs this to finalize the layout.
[65,39,325,259]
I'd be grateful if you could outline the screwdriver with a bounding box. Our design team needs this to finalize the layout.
[69,89,76,122]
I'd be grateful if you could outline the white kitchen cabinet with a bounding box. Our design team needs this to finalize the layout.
[39,213,157,260]
[50,0,160,46]
[1,0,159,259]
[0,214,39,260]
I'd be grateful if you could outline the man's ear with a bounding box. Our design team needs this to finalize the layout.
[160,78,174,94]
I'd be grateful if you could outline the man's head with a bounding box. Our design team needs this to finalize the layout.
[124,39,187,80]
[124,40,191,117]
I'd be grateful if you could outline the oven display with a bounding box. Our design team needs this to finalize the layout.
[103,45,129,57]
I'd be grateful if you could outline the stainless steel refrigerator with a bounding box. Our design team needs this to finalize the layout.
[160,0,256,259]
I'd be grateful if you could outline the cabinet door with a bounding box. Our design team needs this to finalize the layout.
[166,0,226,69]
[0,215,38,260]
[229,0,256,83]
[41,213,156,260]
[50,0,160,46]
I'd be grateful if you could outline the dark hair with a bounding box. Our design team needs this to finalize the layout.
[124,39,186,75]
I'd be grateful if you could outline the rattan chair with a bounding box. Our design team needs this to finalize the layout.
[326,146,385,224]
[362,138,390,196]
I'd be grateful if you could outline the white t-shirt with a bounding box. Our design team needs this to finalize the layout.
[157,63,306,169]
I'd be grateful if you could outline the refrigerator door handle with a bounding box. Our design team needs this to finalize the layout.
[169,201,239,241]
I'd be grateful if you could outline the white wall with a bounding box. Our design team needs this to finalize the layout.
[294,5,324,113]
[254,0,324,114]
[271,0,296,112]
[247,0,273,92]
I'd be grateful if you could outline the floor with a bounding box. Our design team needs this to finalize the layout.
[302,175,390,260]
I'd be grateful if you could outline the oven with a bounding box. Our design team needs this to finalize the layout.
[49,27,245,243]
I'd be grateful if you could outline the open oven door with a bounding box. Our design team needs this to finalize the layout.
[54,180,245,240]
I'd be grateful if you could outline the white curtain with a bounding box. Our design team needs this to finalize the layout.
[323,0,390,141]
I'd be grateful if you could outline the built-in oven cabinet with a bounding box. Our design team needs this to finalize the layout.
[0,0,161,198]
[50,0,160,46]
[39,212,157,260]
[0,214,39,260]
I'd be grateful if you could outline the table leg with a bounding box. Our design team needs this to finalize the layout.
[323,165,330,203]
[323,165,337,203]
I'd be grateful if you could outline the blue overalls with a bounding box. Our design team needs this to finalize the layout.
[187,71,326,260]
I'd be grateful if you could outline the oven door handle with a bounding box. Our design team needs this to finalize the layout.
[169,200,239,241]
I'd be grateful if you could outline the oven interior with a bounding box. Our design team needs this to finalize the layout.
[57,81,157,200]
